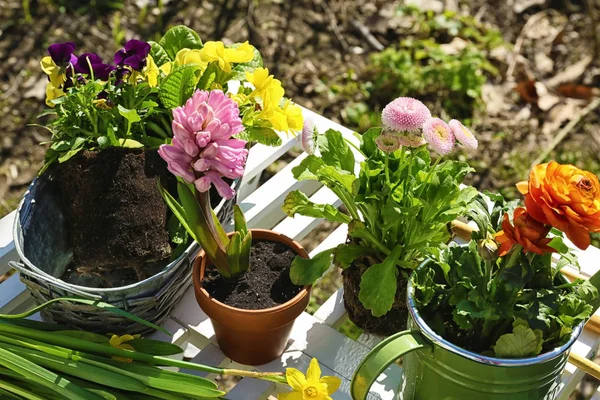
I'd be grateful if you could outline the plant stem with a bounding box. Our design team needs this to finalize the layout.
[344,137,366,157]
[384,153,390,185]
[416,154,442,199]
[222,369,286,384]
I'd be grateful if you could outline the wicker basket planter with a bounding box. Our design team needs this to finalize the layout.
[10,173,240,334]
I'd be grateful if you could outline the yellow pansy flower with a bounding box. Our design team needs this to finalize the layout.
[45,82,64,107]
[143,55,160,88]
[282,100,303,133]
[40,56,66,87]
[109,334,140,363]
[199,41,255,73]
[279,358,341,400]
[175,48,208,69]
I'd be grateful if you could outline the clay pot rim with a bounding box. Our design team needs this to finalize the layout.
[192,228,312,316]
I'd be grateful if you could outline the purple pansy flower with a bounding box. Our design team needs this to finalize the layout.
[114,39,151,71]
[48,42,77,67]
[75,53,116,81]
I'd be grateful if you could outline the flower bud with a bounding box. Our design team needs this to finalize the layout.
[478,237,499,261]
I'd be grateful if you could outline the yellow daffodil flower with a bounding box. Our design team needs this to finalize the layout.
[143,55,160,87]
[279,358,341,400]
[45,82,64,107]
[40,56,66,87]
[109,334,140,363]
[199,41,255,73]
[282,100,303,133]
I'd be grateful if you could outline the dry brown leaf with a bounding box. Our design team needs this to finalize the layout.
[556,84,598,100]
[516,80,539,104]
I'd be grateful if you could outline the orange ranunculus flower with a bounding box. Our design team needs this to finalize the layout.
[516,161,600,250]
[495,207,555,256]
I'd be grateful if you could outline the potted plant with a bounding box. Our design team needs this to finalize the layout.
[13,25,301,334]
[284,97,477,335]
[351,161,600,399]
[158,86,308,365]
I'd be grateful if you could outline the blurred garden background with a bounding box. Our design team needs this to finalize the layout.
[0,0,599,396]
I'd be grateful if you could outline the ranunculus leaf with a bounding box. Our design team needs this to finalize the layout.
[290,249,334,286]
[548,237,569,254]
[282,190,351,224]
[493,323,543,358]
[158,25,203,60]
[359,245,403,317]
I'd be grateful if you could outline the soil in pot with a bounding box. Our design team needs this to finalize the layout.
[201,239,303,309]
[343,255,409,336]
[53,147,174,288]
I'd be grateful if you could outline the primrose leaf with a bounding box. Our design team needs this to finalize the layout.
[149,41,171,66]
[316,129,355,173]
[359,245,402,317]
[236,126,281,146]
[290,249,334,286]
[493,323,543,358]
[159,65,201,109]
[158,25,203,60]
[282,190,351,224]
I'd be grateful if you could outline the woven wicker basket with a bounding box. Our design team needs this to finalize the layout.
[10,173,240,334]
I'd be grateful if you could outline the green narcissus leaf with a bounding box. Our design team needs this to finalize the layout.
[493,322,543,358]
[282,190,351,224]
[158,25,203,60]
[290,249,334,286]
[359,245,403,317]
[149,41,171,66]
[159,65,202,109]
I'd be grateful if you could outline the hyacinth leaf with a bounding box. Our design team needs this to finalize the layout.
[359,245,403,317]
[158,25,203,60]
[282,190,351,224]
[158,180,197,244]
[233,205,249,239]
[316,129,355,173]
[236,126,281,147]
[290,249,334,286]
[0,298,168,336]
[0,347,99,400]
[149,41,171,67]
[226,232,243,276]
[159,65,201,109]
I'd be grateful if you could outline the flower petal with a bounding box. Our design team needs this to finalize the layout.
[285,368,307,392]
[306,358,322,384]
[278,391,303,400]
[320,376,341,395]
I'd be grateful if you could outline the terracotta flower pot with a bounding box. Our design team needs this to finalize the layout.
[192,229,311,365]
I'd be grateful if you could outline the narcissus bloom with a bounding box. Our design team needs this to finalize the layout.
[279,358,341,400]
[449,119,478,150]
[109,334,140,363]
[381,97,431,132]
[495,207,554,256]
[158,89,248,199]
[376,133,402,153]
[199,41,254,73]
[517,161,600,250]
[423,118,455,155]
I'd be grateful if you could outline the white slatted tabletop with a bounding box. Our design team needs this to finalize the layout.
[1,107,599,399]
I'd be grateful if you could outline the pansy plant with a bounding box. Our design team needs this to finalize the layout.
[284,97,478,317]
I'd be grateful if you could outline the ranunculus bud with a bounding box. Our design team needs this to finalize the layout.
[478,236,499,261]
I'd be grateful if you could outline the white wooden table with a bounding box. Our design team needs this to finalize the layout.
[2,108,600,399]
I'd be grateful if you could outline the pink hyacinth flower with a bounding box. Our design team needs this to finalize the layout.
[381,97,432,132]
[159,89,248,200]
[448,119,478,151]
[423,118,455,156]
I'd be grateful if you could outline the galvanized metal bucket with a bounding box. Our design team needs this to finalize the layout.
[10,172,239,334]
[351,262,584,400]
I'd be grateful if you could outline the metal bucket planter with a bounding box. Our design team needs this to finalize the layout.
[351,262,584,400]
[10,173,240,334]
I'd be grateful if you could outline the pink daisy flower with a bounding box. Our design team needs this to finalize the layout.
[375,133,402,153]
[381,97,432,132]
[423,118,455,156]
[449,119,478,151]
[301,119,318,154]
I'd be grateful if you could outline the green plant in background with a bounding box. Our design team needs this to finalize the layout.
[343,5,503,131]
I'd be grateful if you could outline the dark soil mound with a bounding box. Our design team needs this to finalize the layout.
[202,239,303,310]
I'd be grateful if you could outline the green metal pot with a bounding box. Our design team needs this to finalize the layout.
[351,262,584,400]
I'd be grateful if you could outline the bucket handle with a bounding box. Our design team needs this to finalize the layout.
[8,261,102,300]
[351,329,432,400]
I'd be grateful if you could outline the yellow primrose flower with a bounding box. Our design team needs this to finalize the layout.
[175,48,208,69]
[40,56,66,87]
[109,334,140,363]
[246,67,283,99]
[261,106,289,132]
[279,358,341,400]
[45,82,64,107]
[160,61,173,75]
[199,41,255,73]
[143,55,160,88]
[282,100,303,133]
[230,92,248,105]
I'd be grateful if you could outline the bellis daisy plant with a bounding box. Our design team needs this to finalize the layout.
[284,96,478,319]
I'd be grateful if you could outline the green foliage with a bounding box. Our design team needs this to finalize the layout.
[286,127,474,316]
[414,193,597,358]
[157,25,203,60]
[158,65,202,108]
